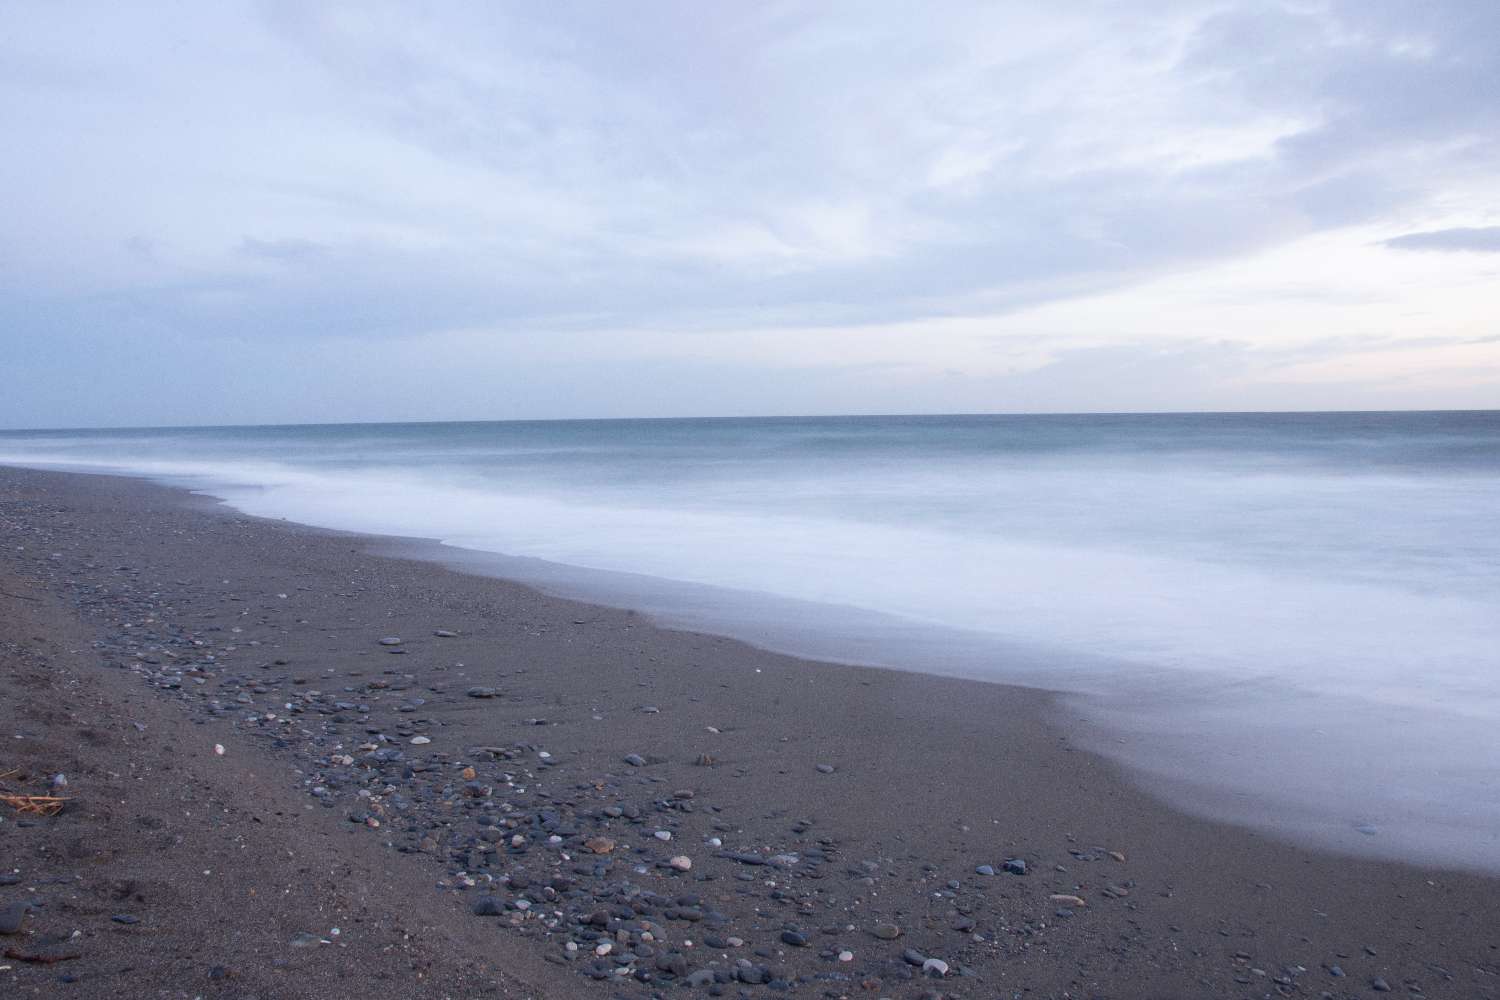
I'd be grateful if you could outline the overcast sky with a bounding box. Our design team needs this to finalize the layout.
[3,1,1499,428]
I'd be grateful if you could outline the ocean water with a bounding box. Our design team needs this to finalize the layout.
[3,412,1499,869]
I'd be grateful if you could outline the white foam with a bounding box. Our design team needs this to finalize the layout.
[5,443,1500,871]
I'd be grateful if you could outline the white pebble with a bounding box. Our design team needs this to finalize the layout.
[212,745,224,757]
[838,950,854,962]
[654,830,672,841]
[410,736,431,745]
[669,855,692,871]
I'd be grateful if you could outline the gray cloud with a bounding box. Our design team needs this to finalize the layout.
[1383,227,1500,253]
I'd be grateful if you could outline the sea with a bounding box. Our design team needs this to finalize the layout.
[3,411,1498,870]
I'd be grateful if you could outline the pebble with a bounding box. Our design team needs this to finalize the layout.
[409,735,431,745]
[923,958,950,977]
[466,687,499,698]
[111,914,141,925]
[623,753,646,767]
[669,856,692,871]
[433,629,457,637]
[654,830,672,841]
[838,950,854,962]
[378,637,403,646]
[816,763,835,773]
[0,902,29,935]
[1003,858,1027,875]
[1372,978,1392,993]
[781,929,809,947]
[975,864,995,876]
[871,923,902,940]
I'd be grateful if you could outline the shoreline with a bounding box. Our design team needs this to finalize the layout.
[3,464,1498,998]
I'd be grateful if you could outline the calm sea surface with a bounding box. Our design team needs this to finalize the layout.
[4,412,1498,868]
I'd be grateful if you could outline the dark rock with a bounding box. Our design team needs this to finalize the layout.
[0,902,29,935]
[472,896,506,916]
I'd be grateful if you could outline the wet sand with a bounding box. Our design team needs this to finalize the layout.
[1,464,1496,999]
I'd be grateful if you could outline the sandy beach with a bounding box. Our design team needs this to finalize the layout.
[2,464,1497,1000]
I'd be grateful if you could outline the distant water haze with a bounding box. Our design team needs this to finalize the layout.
[4,412,1498,870]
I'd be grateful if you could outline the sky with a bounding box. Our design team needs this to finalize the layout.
[2,0,1499,428]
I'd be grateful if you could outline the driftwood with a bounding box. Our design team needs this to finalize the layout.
[0,770,68,816]
[4,948,83,964]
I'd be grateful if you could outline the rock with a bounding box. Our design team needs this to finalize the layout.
[923,958,950,977]
[654,830,672,841]
[816,763,835,773]
[870,923,902,940]
[111,914,141,925]
[289,931,324,947]
[1372,979,1392,993]
[378,637,403,646]
[433,629,457,637]
[975,864,995,876]
[409,735,431,745]
[584,837,616,854]
[623,753,646,767]
[838,950,854,962]
[0,902,29,935]
[781,930,809,947]
[1002,858,1027,875]
[466,687,499,698]
[736,966,767,985]
[903,948,928,966]
[1050,894,1087,907]
[687,969,716,987]
[472,897,506,916]
[669,855,692,871]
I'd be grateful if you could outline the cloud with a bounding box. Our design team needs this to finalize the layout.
[1382,227,1500,253]
[1,1,1499,425]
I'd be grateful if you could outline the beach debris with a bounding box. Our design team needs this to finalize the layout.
[3,948,81,965]
[0,770,67,817]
